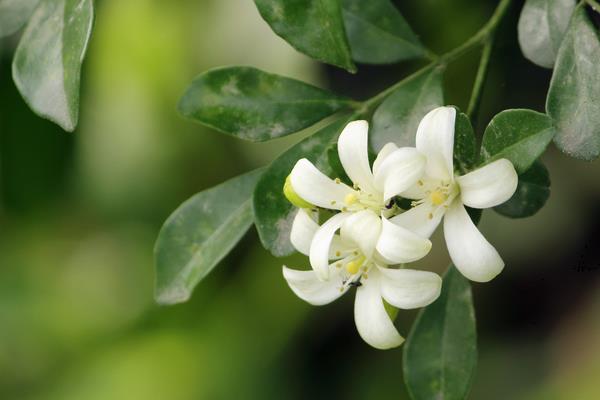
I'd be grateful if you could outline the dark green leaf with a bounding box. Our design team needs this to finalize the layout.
[494,160,550,218]
[341,0,425,64]
[12,0,94,132]
[371,66,444,151]
[481,109,556,174]
[404,266,477,400]
[253,118,348,257]
[154,169,264,305]
[178,66,352,142]
[254,0,356,72]
[453,111,477,174]
[0,0,39,37]
[517,0,576,68]
[546,4,600,161]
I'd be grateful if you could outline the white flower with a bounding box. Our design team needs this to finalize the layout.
[392,106,518,282]
[288,120,426,215]
[284,209,441,349]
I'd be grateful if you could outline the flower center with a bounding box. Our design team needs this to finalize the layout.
[335,180,385,213]
[411,181,459,215]
[335,252,372,291]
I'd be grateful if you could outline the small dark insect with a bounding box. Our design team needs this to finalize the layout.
[348,279,362,288]
[385,199,394,209]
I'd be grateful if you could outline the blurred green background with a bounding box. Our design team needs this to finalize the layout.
[1,0,599,399]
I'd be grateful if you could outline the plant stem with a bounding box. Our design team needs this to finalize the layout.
[361,0,513,113]
[586,0,600,12]
[467,38,494,122]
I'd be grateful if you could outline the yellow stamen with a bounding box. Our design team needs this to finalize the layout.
[429,189,448,206]
[344,192,358,205]
[334,178,341,184]
[345,256,365,275]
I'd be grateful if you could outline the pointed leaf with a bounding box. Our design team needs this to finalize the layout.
[12,0,94,132]
[481,109,556,174]
[404,265,477,400]
[494,160,550,218]
[341,0,425,64]
[546,4,600,161]
[254,0,356,72]
[178,66,352,142]
[0,0,39,37]
[253,118,348,257]
[371,66,444,151]
[154,169,264,305]
[517,0,576,68]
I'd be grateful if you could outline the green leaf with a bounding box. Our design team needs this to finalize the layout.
[453,111,477,174]
[546,4,600,161]
[253,118,348,257]
[0,0,39,37]
[341,0,425,64]
[370,66,444,151]
[12,0,94,132]
[154,169,264,305]
[178,66,352,142]
[481,109,556,174]
[494,160,550,218]
[404,266,477,400]
[517,0,576,68]
[254,0,356,72]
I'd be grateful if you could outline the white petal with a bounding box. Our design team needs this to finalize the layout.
[391,203,444,239]
[415,107,456,181]
[338,120,378,194]
[376,216,432,264]
[309,213,351,280]
[457,158,518,209]
[290,158,355,210]
[282,266,347,305]
[340,209,382,259]
[377,266,442,309]
[290,209,318,256]
[354,270,404,350]
[373,147,427,200]
[372,142,398,177]
[443,201,504,282]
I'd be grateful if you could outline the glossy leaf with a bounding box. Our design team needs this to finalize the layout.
[0,0,39,37]
[371,66,444,151]
[546,4,600,161]
[155,169,264,305]
[454,111,477,174]
[404,265,477,400]
[178,66,352,142]
[481,109,556,174]
[517,0,576,68]
[254,0,356,72]
[341,0,425,64]
[494,160,550,218]
[12,0,94,132]
[253,118,348,257]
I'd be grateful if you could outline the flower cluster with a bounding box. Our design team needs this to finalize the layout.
[282,106,518,349]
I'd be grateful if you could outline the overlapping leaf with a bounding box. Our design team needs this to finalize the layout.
[0,0,39,37]
[546,4,600,161]
[341,0,426,64]
[12,0,94,132]
[495,160,550,218]
[178,67,352,142]
[371,66,444,151]
[154,169,264,305]
[404,266,477,400]
[254,0,355,72]
[481,109,555,174]
[517,0,576,68]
